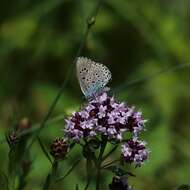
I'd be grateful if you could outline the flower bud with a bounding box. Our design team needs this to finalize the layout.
[18,117,30,129]
[50,138,69,160]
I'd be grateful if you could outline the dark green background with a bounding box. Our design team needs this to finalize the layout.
[0,0,190,189]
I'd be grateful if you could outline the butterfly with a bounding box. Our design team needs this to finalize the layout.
[76,57,112,99]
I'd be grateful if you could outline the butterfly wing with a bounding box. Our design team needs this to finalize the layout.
[84,61,111,97]
[76,57,92,97]
[76,57,112,98]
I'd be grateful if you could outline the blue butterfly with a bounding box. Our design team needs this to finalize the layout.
[76,57,112,99]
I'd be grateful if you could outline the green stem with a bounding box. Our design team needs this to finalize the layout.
[37,136,53,164]
[84,159,92,190]
[101,159,120,169]
[43,161,58,190]
[96,138,107,190]
[17,175,26,190]
[19,114,66,138]
[102,145,118,162]
[56,158,81,183]
[0,114,66,144]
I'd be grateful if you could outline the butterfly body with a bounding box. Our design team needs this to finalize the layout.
[76,57,112,99]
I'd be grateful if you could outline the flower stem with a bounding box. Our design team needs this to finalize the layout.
[17,176,26,190]
[84,159,92,190]
[96,137,107,190]
[102,145,118,161]
[96,167,101,190]
[101,159,120,169]
[56,158,81,183]
[43,161,58,190]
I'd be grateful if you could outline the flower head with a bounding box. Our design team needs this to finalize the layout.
[50,138,69,160]
[64,92,146,142]
[121,138,149,167]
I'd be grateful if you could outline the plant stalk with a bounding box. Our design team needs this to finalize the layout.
[43,161,58,190]
[96,138,107,190]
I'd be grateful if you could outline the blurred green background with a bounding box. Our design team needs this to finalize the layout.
[0,0,190,189]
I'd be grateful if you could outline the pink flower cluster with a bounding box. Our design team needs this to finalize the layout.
[64,92,149,166]
[121,138,149,167]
